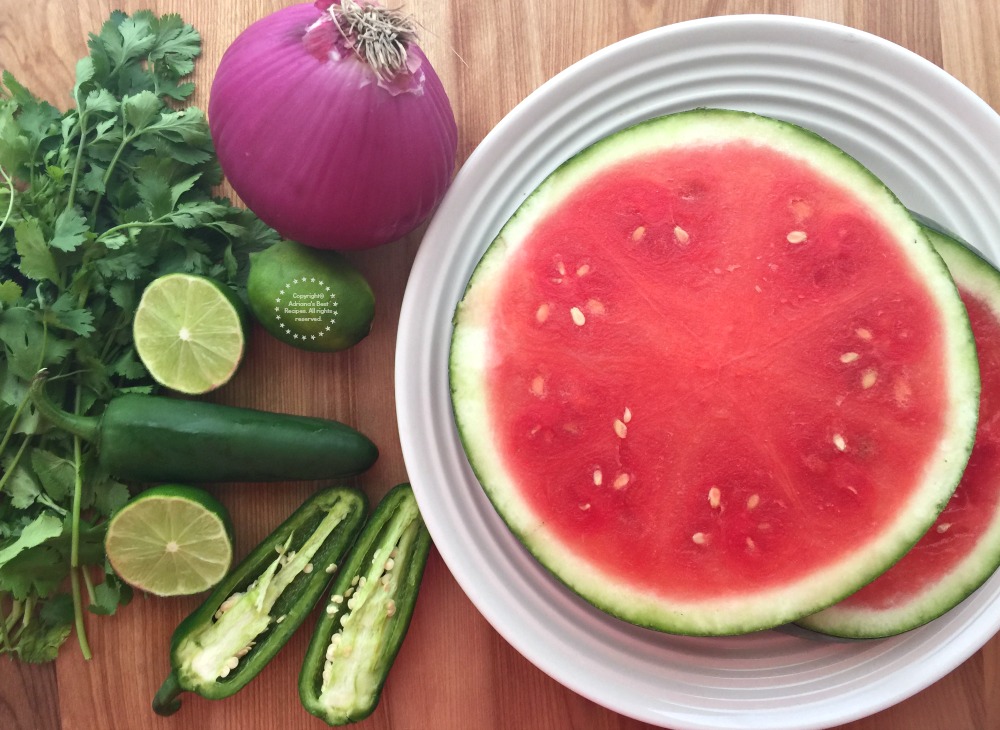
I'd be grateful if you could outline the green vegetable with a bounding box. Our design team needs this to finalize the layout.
[0,10,278,661]
[299,483,431,725]
[29,370,379,483]
[153,486,367,715]
[247,239,375,353]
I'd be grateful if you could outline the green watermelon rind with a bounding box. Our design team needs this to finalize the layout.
[449,108,980,636]
[798,223,1000,639]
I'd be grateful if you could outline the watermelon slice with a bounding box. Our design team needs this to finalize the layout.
[798,223,1000,638]
[449,109,980,636]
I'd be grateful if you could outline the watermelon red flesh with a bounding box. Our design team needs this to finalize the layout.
[451,109,979,635]
[798,229,1000,637]
[488,142,948,601]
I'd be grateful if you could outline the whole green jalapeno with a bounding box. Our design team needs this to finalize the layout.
[30,370,378,483]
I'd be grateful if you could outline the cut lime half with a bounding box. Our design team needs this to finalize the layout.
[133,273,247,394]
[105,484,234,597]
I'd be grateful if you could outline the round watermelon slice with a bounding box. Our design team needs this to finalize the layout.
[798,222,1000,638]
[449,109,980,636]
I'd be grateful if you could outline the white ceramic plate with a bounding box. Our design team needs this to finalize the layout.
[395,14,1000,730]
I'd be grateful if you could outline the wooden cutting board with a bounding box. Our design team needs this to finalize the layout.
[2,1,999,729]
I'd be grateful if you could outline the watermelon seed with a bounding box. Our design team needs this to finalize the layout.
[840,352,859,363]
[576,264,591,276]
[530,375,545,396]
[556,261,566,276]
[612,473,630,489]
[631,226,646,241]
[586,299,606,315]
[856,327,873,341]
[833,434,847,452]
[570,307,586,326]
[747,494,760,509]
[754,285,763,293]
[613,419,628,439]
[937,523,952,534]
[745,537,756,550]
[579,503,591,511]
[861,369,878,389]
[593,469,603,486]
[535,303,550,323]
[674,226,690,245]
[691,532,707,545]
[786,230,808,244]
[623,407,632,423]
[708,486,721,509]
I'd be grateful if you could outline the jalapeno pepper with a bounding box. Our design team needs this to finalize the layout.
[298,483,431,725]
[29,370,378,483]
[152,486,367,715]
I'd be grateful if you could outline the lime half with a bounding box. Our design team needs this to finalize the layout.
[105,485,234,597]
[133,273,247,394]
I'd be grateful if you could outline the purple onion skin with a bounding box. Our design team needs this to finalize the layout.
[208,3,458,250]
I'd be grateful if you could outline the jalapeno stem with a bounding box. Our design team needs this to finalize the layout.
[28,370,100,443]
[152,670,184,716]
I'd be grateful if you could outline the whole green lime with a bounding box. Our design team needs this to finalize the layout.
[247,240,375,352]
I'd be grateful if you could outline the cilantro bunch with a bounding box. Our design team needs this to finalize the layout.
[0,11,277,662]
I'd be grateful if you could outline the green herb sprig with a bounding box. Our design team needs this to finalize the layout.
[0,10,278,662]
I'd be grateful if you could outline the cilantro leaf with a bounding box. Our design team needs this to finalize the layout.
[0,280,21,305]
[1,458,41,510]
[45,293,96,337]
[14,218,59,283]
[122,90,160,131]
[0,513,63,569]
[50,207,89,252]
[15,617,72,663]
[0,307,74,380]
[29,449,76,503]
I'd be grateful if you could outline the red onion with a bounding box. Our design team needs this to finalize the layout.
[208,0,458,250]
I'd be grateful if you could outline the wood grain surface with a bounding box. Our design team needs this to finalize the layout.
[2,1,999,729]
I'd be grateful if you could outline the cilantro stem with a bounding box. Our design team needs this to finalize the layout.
[69,386,92,661]
[0,595,14,654]
[65,106,88,213]
[82,566,97,607]
[70,570,91,658]
[0,433,31,494]
[0,164,14,237]
[0,380,33,464]
[88,129,136,225]
[36,493,69,516]
[96,217,175,243]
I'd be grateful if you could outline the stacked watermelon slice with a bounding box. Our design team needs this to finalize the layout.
[449,109,1000,638]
